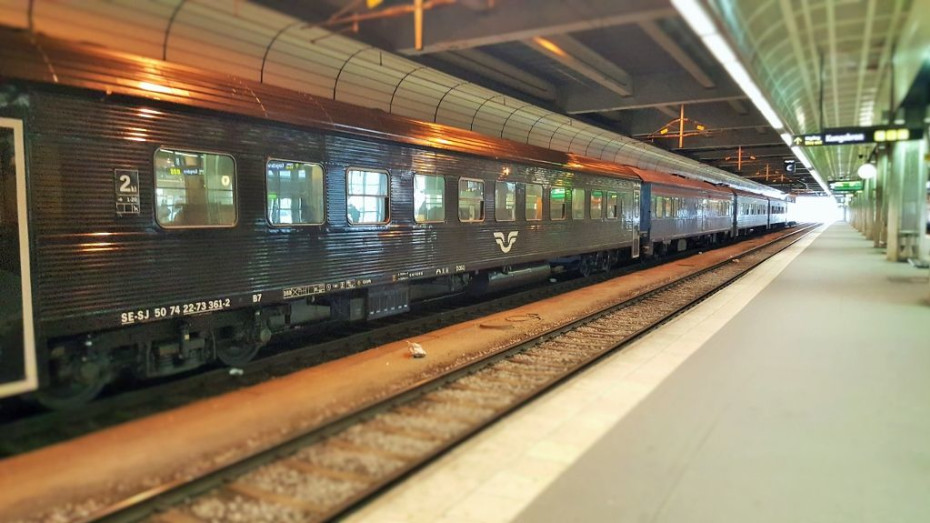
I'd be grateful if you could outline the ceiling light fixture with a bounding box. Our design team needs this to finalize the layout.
[672,0,835,195]
[671,0,782,130]
[857,163,877,180]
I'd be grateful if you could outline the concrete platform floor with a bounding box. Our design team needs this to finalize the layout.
[349,222,930,523]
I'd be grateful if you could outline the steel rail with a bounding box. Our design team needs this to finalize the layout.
[83,224,817,523]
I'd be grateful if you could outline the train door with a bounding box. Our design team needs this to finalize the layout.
[631,188,640,258]
[0,118,38,399]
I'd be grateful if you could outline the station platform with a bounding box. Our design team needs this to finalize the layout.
[348,222,930,523]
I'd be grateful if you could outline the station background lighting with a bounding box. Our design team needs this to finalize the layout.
[672,0,832,196]
[857,163,877,180]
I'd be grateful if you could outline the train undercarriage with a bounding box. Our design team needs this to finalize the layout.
[36,247,633,409]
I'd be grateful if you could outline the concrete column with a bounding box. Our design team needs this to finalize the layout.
[918,137,930,263]
[859,179,868,235]
[876,151,889,248]
[886,143,903,261]
[885,138,928,262]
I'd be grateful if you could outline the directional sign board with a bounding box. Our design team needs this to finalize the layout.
[828,180,864,192]
[792,126,923,146]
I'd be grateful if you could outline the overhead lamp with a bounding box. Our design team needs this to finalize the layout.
[672,0,783,130]
[532,36,567,58]
[670,0,717,36]
[790,146,812,169]
[857,163,877,180]
[702,33,738,64]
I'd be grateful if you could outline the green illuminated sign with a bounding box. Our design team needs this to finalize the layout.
[828,180,864,192]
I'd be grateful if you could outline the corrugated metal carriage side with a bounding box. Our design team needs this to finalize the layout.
[632,168,735,255]
[0,29,649,405]
[767,195,791,227]
[731,188,771,235]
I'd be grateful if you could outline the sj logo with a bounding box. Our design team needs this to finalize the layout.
[493,231,519,253]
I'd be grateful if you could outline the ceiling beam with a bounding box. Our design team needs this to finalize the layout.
[694,145,793,161]
[435,48,559,101]
[726,98,749,114]
[626,103,768,136]
[667,128,784,151]
[563,68,745,113]
[523,34,632,96]
[383,0,676,55]
[655,105,679,118]
[637,20,715,88]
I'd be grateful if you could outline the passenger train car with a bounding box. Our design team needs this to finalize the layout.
[0,29,790,407]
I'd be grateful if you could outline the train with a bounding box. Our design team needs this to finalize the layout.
[0,29,791,408]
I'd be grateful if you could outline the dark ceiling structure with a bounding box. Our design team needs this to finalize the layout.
[254,0,818,194]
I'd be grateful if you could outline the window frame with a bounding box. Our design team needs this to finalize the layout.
[457,176,486,223]
[414,173,446,224]
[549,186,567,221]
[346,166,391,226]
[571,188,586,220]
[606,191,619,220]
[525,182,544,221]
[265,157,326,228]
[590,189,604,219]
[495,180,517,222]
[153,146,238,230]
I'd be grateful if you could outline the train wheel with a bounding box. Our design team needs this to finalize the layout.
[35,354,108,410]
[579,256,597,277]
[216,342,260,367]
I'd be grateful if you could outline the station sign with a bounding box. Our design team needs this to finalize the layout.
[792,126,924,146]
[828,180,864,192]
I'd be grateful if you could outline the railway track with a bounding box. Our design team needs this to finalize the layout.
[0,234,720,457]
[80,225,816,523]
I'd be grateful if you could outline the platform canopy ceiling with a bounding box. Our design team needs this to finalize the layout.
[6,0,860,196]
[254,0,823,194]
[707,0,914,188]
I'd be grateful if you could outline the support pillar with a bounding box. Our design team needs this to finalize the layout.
[885,138,927,262]
[918,136,930,263]
[876,151,889,248]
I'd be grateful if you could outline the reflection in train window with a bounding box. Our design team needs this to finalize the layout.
[495,181,516,222]
[525,183,543,221]
[550,187,566,220]
[606,191,619,219]
[155,148,236,228]
[347,168,389,224]
[415,174,445,223]
[590,190,603,219]
[572,188,585,220]
[458,178,485,222]
[266,159,324,226]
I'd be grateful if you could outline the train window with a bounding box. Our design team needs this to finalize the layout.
[495,181,516,222]
[458,178,485,222]
[155,148,236,228]
[550,187,567,220]
[590,190,604,219]
[632,190,640,219]
[347,168,389,224]
[266,160,324,226]
[525,183,543,221]
[571,188,585,219]
[607,192,619,219]
[665,198,672,218]
[415,174,445,223]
